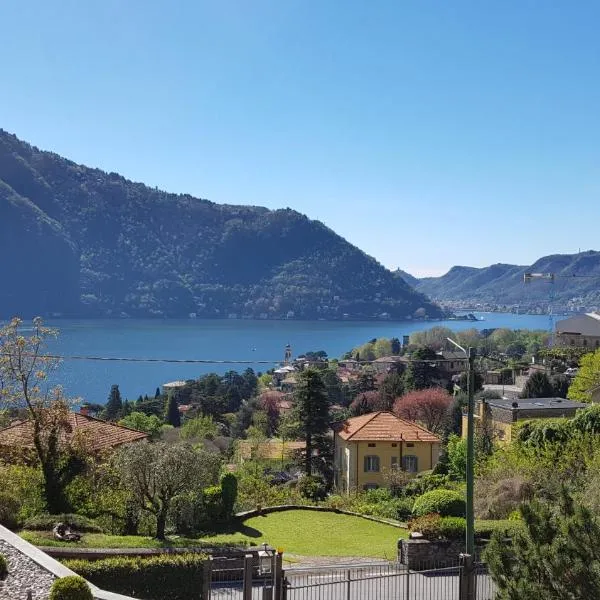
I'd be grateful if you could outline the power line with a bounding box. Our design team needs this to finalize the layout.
[1,352,470,365]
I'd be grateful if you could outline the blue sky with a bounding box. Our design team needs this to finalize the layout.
[1,1,599,276]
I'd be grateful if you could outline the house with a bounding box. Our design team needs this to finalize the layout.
[0,411,148,453]
[272,365,296,388]
[555,312,600,349]
[463,397,589,444]
[436,351,468,377]
[331,412,441,493]
[339,358,361,372]
[237,439,306,462]
[372,356,408,374]
[162,380,188,395]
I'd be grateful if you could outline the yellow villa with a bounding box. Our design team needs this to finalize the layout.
[332,411,441,493]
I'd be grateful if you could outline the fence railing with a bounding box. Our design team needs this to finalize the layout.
[207,554,497,600]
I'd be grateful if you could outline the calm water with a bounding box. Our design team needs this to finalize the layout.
[36,313,552,404]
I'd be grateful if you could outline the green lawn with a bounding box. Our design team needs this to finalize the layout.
[21,511,407,558]
[205,511,407,558]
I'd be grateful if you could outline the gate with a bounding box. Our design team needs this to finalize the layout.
[207,555,496,600]
[207,552,283,600]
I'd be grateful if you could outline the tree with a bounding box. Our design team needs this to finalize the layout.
[155,387,161,398]
[349,391,381,416]
[180,415,219,441]
[457,371,484,394]
[550,374,569,398]
[390,337,401,355]
[569,348,600,401]
[165,394,181,428]
[356,370,376,393]
[259,392,281,436]
[393,388,452,434]
[403,347,444,391]
[520,371,554,399]
[104,384,123,421]
[0,318,86,513]
[116,442,220,539]
[485,489,600,599]
[220,473,238,518]
[119,412,163,440]
[293,369,331,475]
[378,371,405,408]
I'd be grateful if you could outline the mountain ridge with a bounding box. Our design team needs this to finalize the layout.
[411,251,600,310]
[0,129,442,320]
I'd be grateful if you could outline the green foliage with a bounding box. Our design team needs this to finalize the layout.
[165,395,181,428]
[65,554,207,600]
[23,513,104,533]
[118,411,163,439]
[516,418,572,446]
[485,490,600,600]
[445,435,467,480]
[220,473,238,518]
[294,369,331,475]
[116,442,221,539]
[180,415,219,440]
[412,489,466,517]
[297,475,328,502]
[474,519,523,540]
[520,371,554,399]
[0,492,20,529]
[203,485,224,522]
[407,513,443,538]
[0,554,7,580]
[569,348,600,401]
[49,576,93,600]
[103,384,123,421]
[0,129,442,320]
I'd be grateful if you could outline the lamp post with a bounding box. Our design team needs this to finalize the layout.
[447,337,476,600]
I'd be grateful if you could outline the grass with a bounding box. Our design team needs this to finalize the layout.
[19,531,241,549]
[205,511,407,558]
[21,510,407,558]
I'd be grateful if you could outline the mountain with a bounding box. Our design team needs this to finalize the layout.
[395,268,419,288]
[415,252,600,310]
[0,129,442,320]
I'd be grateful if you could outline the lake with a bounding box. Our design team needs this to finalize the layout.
[38,313,552,404]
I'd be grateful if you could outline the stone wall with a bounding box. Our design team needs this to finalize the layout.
[398,538,466,570]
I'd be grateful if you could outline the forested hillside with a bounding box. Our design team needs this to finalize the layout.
[0,129,441,320]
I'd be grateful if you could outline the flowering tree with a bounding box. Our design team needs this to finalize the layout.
[393,387,452,434]
[0,317,84,513]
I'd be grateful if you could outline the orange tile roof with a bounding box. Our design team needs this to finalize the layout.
[0,412,148,452]
[332,411,440,443]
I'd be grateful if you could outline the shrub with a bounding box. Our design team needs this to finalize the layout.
[49,576,93,600]
[402,473,452,498]
[203,485,224,523]
[23,513,103,533]
[297,476,328,502]
[65,553,207,600]
[0,553,7,580]
[408,513,442,539]
[220,473,238,518]
[408,514,466,540]
[0,492,20,529]
[412,489,466,517]
[474,519,524,540]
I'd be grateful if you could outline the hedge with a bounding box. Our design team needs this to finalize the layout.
[412,489,466,518]
[64,553,207,600]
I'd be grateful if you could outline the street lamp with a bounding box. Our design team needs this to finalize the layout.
[447,337,476,600]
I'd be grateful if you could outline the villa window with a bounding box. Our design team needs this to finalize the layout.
[402,455,418,473]
[364,455,380,472]
[391,456,400,470]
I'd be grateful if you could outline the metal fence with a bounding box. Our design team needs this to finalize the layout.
[207,555,497,600]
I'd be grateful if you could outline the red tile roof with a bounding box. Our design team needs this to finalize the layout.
[332,411,440,443]
[0,412,148,452]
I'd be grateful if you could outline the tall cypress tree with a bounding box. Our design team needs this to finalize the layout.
[293,369,330,475]
[165,394,181,427]
[104,384,123,421]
